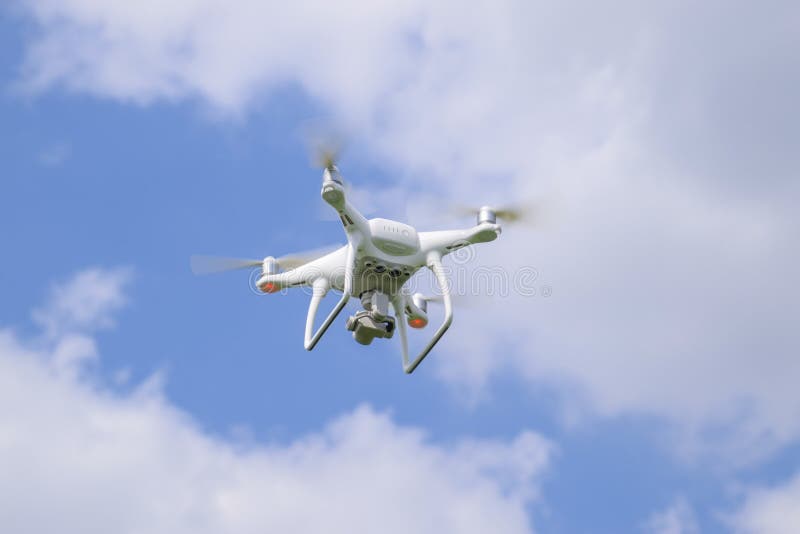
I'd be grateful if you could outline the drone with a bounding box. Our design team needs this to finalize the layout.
[192,158,525,373]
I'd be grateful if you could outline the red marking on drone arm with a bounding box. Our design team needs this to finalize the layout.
[259,282,278,293]
[408,317,427,329]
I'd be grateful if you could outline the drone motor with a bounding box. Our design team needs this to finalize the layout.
[477,206,497,225]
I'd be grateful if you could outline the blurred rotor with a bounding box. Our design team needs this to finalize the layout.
[190,244,342,275]
[450,202,539,225]
[189,256,262,275]
[302,123,347,171]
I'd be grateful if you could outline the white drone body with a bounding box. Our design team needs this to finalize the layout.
[200,164,506,374]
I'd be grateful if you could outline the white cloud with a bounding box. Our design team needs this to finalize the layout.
[732,474,800,534]
[12,0,800,461]
[645,497,699,534]
[32,267,132,337]
[0,267,553,533]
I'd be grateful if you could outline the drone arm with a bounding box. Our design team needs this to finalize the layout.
[418,223,501,259]
[394,252,454,374]
[343,199,369,229]
[321,178,370,236]
[303,242,355,350]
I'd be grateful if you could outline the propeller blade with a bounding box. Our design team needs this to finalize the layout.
[450,202,538,225]
[190,255,262,275]
[305,127,347,171]
[449,205,479,218]
[494,206,528,223]
[275,244,343,270]
[316,147,339,171]
[191,244,342,276]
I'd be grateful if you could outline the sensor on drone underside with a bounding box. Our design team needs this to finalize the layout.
[346,290,395,345]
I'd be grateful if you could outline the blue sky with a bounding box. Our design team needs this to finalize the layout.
[1,2,799,533]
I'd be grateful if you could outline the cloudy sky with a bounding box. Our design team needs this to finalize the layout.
[1,1,799,532]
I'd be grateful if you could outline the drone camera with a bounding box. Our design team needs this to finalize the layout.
[346,312,395,345]
[346,290,395,345]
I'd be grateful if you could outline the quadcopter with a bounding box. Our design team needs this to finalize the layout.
[192,159,524,374]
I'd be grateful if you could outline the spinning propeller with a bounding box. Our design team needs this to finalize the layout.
[307,127,346,171]
[451,203,538,225]
[190,244,341,275]
[315,146,340,171]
